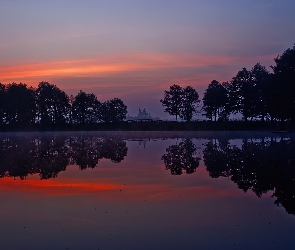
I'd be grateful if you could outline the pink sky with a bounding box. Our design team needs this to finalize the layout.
[1,0,294,118]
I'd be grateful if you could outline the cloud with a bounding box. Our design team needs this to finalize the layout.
[0,53,236,79]
[0,51,273,85]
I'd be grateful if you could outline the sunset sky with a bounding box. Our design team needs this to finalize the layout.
[1,0,295,118]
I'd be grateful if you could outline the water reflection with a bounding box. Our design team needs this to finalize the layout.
[203,137,295,215]
[2,133,295,217]
[68,137,128,169]
[0,135,128,179]
[161,139,201,175]
[2,133,295,249]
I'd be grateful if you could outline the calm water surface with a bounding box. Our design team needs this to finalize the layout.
[0,131,295,250]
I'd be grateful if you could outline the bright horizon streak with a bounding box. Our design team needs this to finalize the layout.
[0,52,274,85]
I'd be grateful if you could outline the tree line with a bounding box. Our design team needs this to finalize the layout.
[2,44,294,127]
[161,44,295,123]
[0,81,127,126]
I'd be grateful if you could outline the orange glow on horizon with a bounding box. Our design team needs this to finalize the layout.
[0,53,273,86]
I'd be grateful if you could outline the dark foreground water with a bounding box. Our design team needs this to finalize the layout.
[0,131,295,250]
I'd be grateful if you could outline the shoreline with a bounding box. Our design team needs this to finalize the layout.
[0,120,291,132]
[0,130,294,140]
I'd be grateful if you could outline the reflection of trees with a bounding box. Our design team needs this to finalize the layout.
[99,138,128,163]
[203,137,295,215]
[35,136,69,179]
[68,137,128,169]
[68,137,101,170]
[0,135,128,180]
[0,136,69,180]
[0,136,37,179]
[161,139,200,175]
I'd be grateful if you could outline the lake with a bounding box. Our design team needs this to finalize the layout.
[0,131,295,250]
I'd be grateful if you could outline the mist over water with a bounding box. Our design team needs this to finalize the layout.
[0,131,294,250]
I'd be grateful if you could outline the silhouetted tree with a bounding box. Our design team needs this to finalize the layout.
[202,80,228,121]
[161,139,200,175]
[229,68,256,121]
[250,63,271,122]
[36,82,70,125]
[160,84,183,121]
[0,83,6,125]
[270,45,295,124]
[180,86,200,122]
[4,83,36,126]
[161,85,200,121]
[72,91,101,124]
[100,98,127,123]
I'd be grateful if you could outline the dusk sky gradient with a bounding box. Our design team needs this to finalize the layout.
[1,0,295,118]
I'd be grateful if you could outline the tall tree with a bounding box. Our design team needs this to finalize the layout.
[5,83,36,125]
[229,68,256,121]
[72,91,101,124]
[160,84,183,120]
[270,45,295,123]
[180,86,200,122]
[0,83,6,125]
[36,82,70,125]
[100,98,127,123]
[202,80,228,121]
[250,63,271,122]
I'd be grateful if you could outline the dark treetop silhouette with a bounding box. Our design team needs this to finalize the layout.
[200,45,295,123]
[202,80,228,121]
[71,90,101,125]
[160,44,295,124]
[0,81,128,129]
[160,85,200,121]
[0,44,294,129]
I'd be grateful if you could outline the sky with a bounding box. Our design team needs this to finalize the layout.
[0,0,295,118]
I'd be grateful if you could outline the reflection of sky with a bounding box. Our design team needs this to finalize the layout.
[1,1,295,118]
[0,138,294,249]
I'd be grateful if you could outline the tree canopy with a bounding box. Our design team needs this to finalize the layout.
[100,98,127,123]
[0,81,128,128]
[202,80,228,121]
[71,90,101,124]
[36,82,70,125]
[160,84,183,121]
[160,84,199,121]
